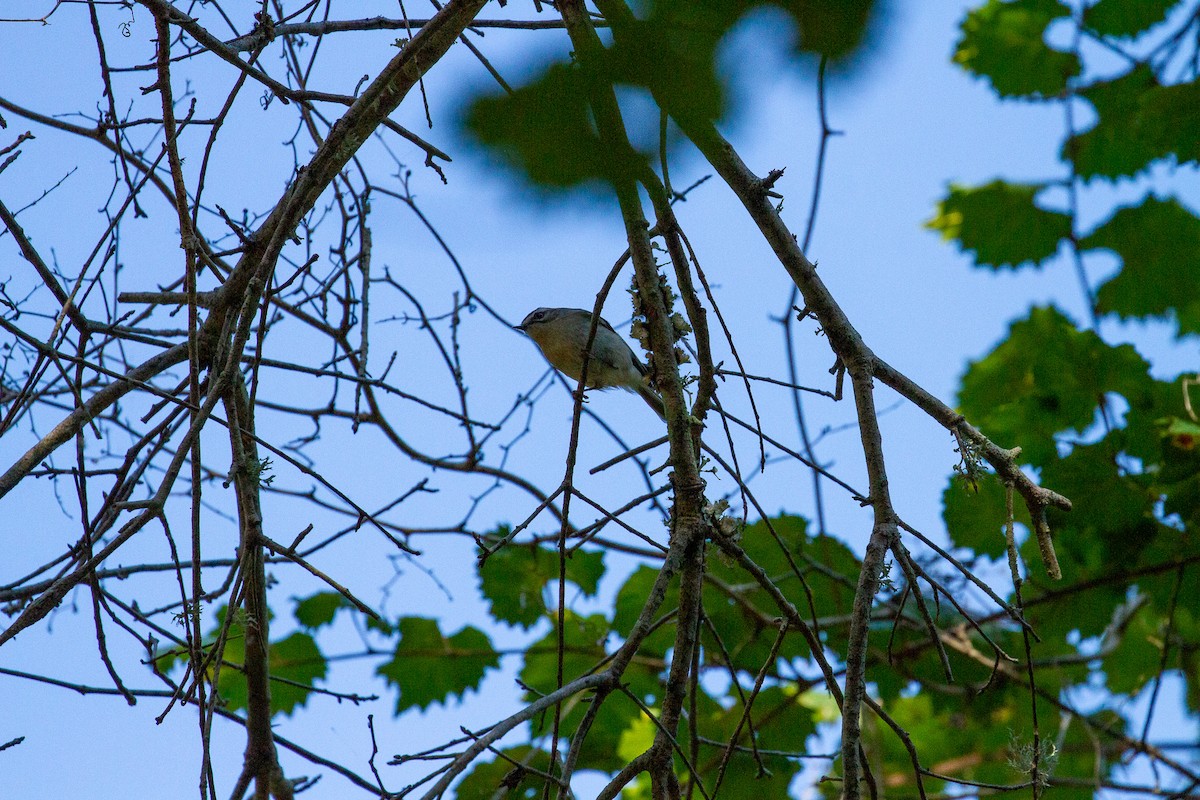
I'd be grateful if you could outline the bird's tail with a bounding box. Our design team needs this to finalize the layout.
[637,383,667,420]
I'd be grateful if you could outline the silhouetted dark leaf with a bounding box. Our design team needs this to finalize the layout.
[1084,197,1200,337]
[927,181,1071,269]
[1083,0,1179,37]
[376,617,499,713]
[954,0,1079,98]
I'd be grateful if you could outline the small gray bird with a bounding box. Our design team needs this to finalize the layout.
[516,307,666,419]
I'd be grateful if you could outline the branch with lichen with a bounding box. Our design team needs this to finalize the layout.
[575,7,1072,793]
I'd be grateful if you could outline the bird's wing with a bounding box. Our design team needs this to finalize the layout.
[595,314,619,336]
[584,314,632,372]
[592,314,652,374]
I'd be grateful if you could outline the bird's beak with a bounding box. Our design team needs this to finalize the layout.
[513,323,526,332]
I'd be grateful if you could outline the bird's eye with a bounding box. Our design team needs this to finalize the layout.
[534,311,546,322]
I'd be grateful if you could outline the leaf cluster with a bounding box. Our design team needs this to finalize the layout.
[914,0,1200,789]
[464,0,879,191]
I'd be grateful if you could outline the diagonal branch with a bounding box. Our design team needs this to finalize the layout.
[584,22,1072,793]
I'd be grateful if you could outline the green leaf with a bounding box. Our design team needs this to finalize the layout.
[927,181,1071,269]
[1065,65,1163,180]
[520,612,656,772]
[1065,69,1200,178]
[365,613,395,636]
[1114,373,1181,465]
[953,0,1080,98]
[206,621,255,714]
[1042,437,1150,539]
[1082,0,1179,38]
[1026,436,1165,642]
[215,627,327,717]
[609,0,879,116]
[616,714,656,762]
[1102,609,1166,697]
[602,1,733,125]
[711,517,852,617]
[263,632,328,716]
[613,564,676,657]
[1102,526,1200,625]
[376,617,499,713]
[1138,78,1200,167]
[873,694,1003,789]
[463,63,621,190]
[690,687,807,796]
[477,541,605,629]
[858,684,1131,797]
[957,306,1151,467]
[1038,438,1156,548]
[1083,196,1200,337]
[1157,417,1200,530]
[519,612,612,696]
[942,473,1031,558]
[703,515,858,665]
[1163,417,1200,446]
[293,591,348,630]
[1025,562,1127,642]
[1174,610,1200,712]
[154,606,327,717]
[778,0,878,60]
[462,1,881,190]
[455,746,550,800]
